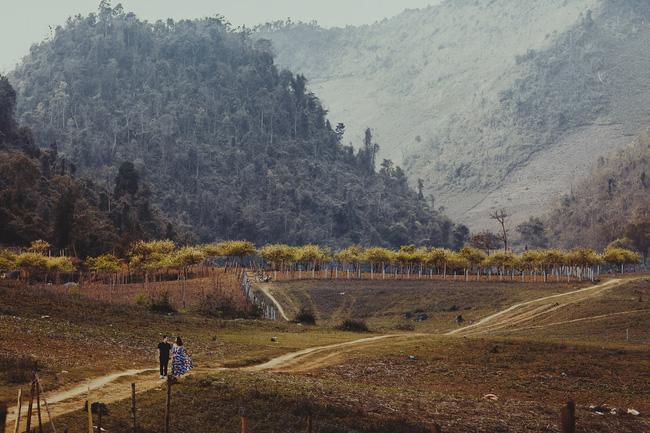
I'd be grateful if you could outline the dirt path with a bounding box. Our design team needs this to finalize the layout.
[6,277,639,426]
[446,278,627,336]
[6,335,409,425]
[256,283,290,321]
[243,334,407,372]
[505,309,650,333]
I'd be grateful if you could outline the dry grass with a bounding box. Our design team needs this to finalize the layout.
[0,285,357,401]
[262,278,593,332]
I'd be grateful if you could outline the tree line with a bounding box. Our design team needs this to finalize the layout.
[1,239,641,287]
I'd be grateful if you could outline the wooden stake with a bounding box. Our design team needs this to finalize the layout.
[25,382,35,433]
[34,383,42,433]
[13,389,21,433]
[1,401,7,433]
[306,415,312,433]
[560,400,576,433]
[239,407,247,433]
[97,407,102,433]
[164,376,172,433]
[130,383,137,433]
[86,388,93,433]
[34,376,56,433]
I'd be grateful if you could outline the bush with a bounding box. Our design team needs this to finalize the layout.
[197,293,246,319]
[394,322,415,331]
[134,293,147,306]
[148,292,176,314]
[0,353,39,383]
[294,308,316,325]
[336,319,370,333]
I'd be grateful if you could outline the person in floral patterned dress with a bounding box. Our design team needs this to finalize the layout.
[171,336,193,377]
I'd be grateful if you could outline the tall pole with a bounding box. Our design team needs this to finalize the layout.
[164,376,172,433]
[12,389,21,433]
[131,383,137,433]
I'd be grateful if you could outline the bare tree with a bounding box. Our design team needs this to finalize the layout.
[490,209,510,252]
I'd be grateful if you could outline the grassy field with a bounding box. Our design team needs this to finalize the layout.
[0,285,358,402]
[259,278,594,332]
[2,276,649,432]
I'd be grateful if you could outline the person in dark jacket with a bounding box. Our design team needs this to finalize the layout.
[157,336,172,379]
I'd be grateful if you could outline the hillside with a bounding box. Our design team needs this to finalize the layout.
[0,76,174,256]
[546,126,650,257]
[10,3,465,249]
[256,0,650,228]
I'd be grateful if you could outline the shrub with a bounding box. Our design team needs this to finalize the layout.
[197,293,246,319]
[148,292,176,314]
[394,322,415,331]
[336,319,370,333]
[0,353,39,383]
[134,293,147,306]
[294,308,316,325]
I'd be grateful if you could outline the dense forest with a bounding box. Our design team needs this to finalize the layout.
[0,76,177,256]
[9,2,466,250]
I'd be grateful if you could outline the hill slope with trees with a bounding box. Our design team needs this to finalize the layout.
[545,128,649,261]
[0,76,175,256]
[256,0,650,228]
[9,2,465,249]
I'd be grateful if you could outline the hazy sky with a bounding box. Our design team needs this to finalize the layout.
[1,0,439,72]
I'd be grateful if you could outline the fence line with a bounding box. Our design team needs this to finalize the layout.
[239,271,277,320]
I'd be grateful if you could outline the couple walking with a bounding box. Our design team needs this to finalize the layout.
[157,336,193,379]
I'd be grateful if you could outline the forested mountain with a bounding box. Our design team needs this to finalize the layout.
[0,76,175,256]
[545,128,649,258]
[257,0,650,228]
[9,3,466,249]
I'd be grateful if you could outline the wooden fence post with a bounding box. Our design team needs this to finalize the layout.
[97,406,102,433]
[131,383,137,433]
[12,389,21,433]
[25,381,35,433]
[164,376,172,433]
[34,381,42,433]
[86,396,93,433]
[34,375,56,433]
[0,401,7,433]
[306,414,312,433]
[239,408,247,433]
[560,400,576,433]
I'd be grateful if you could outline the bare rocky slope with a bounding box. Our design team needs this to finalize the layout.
[256,0,650,228]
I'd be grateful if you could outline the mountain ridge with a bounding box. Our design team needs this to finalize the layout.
[256,0,650,228]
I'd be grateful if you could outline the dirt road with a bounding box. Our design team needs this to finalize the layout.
[6,335,407,425]
[446,278,626,336]
[256,283,290,321]
[6,277,636,425]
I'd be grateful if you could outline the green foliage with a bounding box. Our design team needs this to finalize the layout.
[46,256,76,273]
[258,244,297,269]
[602,247,641,267]
[197,293,246,319]
[0,79,176,257]
[148,291,176,314]
[336,319,370,333]
[0,250,17,273]
[11,4,464,250]
[15,252,48,274]
[459,246,486,268]
[294,307,316,325]
[86,254,122,273]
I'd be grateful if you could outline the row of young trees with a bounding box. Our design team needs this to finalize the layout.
[1,240,642,286]
[259,244,642,282]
